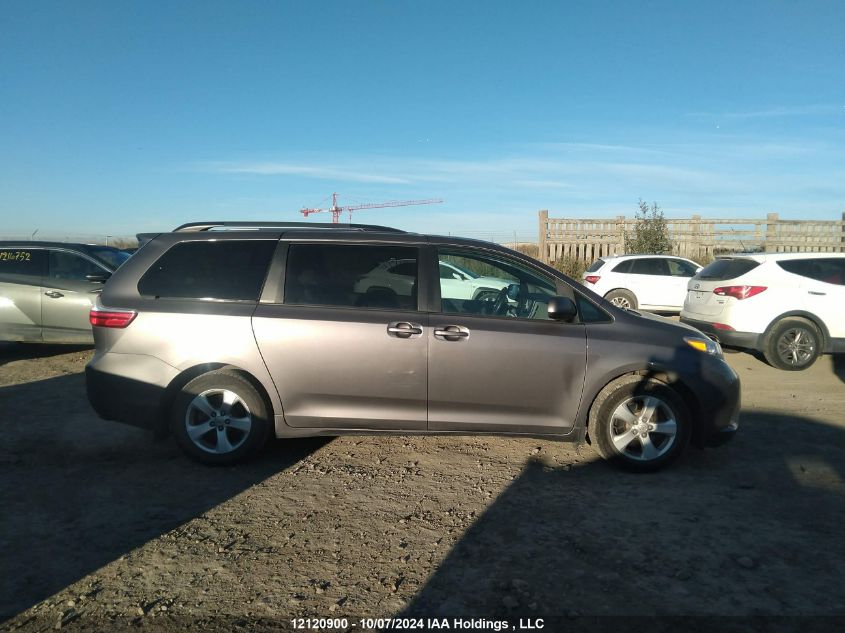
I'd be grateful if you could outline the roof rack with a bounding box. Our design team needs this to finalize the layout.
[173,221,405,233]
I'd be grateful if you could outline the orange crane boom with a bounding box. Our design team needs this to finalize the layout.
[300,193,443,223]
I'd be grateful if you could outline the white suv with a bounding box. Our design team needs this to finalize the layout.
[581,254,701,312]
[680,253,845,370]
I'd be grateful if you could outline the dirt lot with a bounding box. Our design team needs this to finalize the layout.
[1,342,845,631]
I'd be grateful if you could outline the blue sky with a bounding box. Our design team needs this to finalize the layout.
[1,0,844,241]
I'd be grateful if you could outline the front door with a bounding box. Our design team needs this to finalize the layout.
[253,242,428,430]
[428,246,587,434]
[42,249,109,343]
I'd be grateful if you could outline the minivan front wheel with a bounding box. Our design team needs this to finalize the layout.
[172,369,271,465]
[588,376,691,472]
[763,317,821,371]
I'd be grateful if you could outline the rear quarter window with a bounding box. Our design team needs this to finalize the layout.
[696,258,760,281]
[611,260,633,273]
[586,258,606,273]
[138,240,276,300]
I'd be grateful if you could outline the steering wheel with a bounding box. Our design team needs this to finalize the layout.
[491,286,510,316]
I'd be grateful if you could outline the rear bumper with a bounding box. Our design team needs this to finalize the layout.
[86,367,166,431]
[85,351,177,432]
[680,317,762,351]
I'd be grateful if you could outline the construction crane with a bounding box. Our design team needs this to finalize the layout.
[300,192,443,223]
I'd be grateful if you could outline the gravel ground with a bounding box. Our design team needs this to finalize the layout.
[1,342,844,632]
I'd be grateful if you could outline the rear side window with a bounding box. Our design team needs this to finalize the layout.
[630,258,670,275]
[0,248,46,282]
[697,258,760,281]
[285,244,419,310]
[138,240,276,300]
[778,258,845,286]
[586,258,606,273]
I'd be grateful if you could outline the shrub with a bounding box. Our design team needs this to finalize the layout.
[552,256,586,279]
[625,199,671,254]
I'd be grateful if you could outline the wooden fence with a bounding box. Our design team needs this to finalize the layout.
[538,211,845,264]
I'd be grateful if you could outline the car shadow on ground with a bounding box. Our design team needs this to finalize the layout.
[0,342,92,366]
[399,410,845,620]
[0,372,329,620]
[833,354,845,383]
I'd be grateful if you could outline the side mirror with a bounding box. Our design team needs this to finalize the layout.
[506,283,521,301]
[548,296,578,322]
[695,267,703,274]
[86,273,111,283]
[452,272,463,281]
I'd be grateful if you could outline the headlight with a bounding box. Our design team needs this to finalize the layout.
[684,336,723,357]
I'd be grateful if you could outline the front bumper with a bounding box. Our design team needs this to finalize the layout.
[680,317,762,351]
[688,356,741,448]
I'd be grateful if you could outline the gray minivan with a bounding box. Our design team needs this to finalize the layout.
[0,241,131,344]
[86,222,740,471]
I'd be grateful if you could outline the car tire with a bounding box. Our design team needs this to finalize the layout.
[605,289,638,310]
[588,375,691,473]
[763,317,822,371]
[172,369,272,466]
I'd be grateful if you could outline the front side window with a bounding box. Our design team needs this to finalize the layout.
[778,258,845,285]
[138,240,276,300]
[285,244,419,310]
[49,251,104,282]
[88,247,132,270]
[438,249,557,320]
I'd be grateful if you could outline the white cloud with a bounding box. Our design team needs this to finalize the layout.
[687,104,845,119]
[208,161,411,184]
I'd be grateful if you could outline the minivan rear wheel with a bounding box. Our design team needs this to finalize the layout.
[763,318,822,371]
[588,376,691,472]
[172,369,271,465]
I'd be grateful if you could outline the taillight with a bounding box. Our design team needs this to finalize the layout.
[584,275,601,284]
[89,308,137,328]
[712,323,736,331]
[713,285,767,300]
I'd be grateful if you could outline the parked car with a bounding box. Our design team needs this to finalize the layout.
[582,254,702,312]
[86,221,739,471]
[681,252,845,370]
[0,241,131,344]
[353,257,514,306]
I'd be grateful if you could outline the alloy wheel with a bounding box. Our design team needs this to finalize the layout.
[776,328,816,367]
[184,388,252,454]
[609,395,677,462]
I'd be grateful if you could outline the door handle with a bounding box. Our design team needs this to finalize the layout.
[44,291,64,298]
[387,321,423,338]
[807,291,826,296]
[434,325,470,341]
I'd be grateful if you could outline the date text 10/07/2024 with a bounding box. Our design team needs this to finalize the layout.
[291,618,545,631]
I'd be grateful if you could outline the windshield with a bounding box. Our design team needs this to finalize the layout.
[88,247,132,270]
[697,258,760,281]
